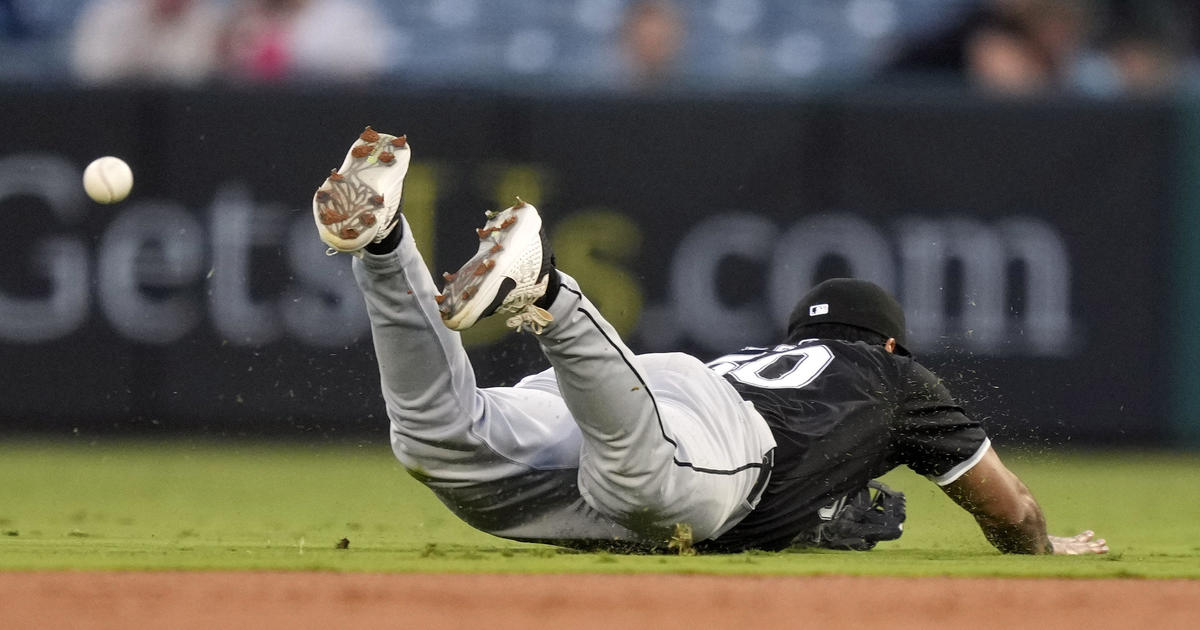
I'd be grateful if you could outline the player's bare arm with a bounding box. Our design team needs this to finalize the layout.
[942,447,1108,555]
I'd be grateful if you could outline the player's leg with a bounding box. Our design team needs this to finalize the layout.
[538,278,775,541]
[312,130,677,548]
[311,129,495,473]
[438,203,776,542]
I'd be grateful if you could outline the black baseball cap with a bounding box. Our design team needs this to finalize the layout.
[787,278,911,356]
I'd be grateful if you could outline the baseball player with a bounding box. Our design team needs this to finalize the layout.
[312,127,1107,555]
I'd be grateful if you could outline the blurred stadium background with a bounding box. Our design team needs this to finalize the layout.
[2,0,1200,451]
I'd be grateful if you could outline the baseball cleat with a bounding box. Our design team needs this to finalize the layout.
[313,126,410,256]
[438,198,555,334]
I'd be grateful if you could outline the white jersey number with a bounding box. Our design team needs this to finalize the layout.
[707,344,835,390]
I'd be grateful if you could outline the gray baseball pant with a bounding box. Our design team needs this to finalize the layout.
[353,216,775,543]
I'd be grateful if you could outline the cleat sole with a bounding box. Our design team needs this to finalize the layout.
[312,129,411,253]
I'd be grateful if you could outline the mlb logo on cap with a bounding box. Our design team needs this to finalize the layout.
[809,304,829,317]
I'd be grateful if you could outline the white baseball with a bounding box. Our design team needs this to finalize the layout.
[82,156,134,204]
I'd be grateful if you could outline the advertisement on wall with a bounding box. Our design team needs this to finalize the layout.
[0,89,1176,444]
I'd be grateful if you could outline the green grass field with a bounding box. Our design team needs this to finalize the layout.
[1,439,1197,578]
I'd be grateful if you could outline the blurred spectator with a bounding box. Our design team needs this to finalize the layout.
[71,0,227,86]
[618,0,686,89]
[1091,2,1194,95]
[888,0,1094,94]
[964,15,1056,93]
[221,0,391,83]
[1102,29,1183,94]
[888,0,1200,96]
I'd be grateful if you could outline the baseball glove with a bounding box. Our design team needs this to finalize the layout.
[792,480,906,551]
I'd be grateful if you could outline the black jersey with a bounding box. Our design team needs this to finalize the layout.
[698,339,988,552]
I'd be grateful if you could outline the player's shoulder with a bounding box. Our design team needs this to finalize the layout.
[891,355,962,405]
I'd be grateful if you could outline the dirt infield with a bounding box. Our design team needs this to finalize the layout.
[3,572,1196,629]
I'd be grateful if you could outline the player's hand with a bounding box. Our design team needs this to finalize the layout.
[1049,530,1108,555]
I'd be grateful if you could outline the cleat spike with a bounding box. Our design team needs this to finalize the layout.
[443,271,457,282]
[379,152,395,164]
[329,169,344,182]
[489,243,503,254]
[315,190,331,201]
[391,135,408,148]
[319,207,348,225]
[500,216,517,229]
[371,194,384,206]
[351,144,374,158]
[339,227,360,239]
[514,196,526,209]
[474,259,496,276]
[435,294,446,304]
[360,213,376,227]
[360,126,380,142]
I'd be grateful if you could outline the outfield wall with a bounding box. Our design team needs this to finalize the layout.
[0,86,1187,446]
